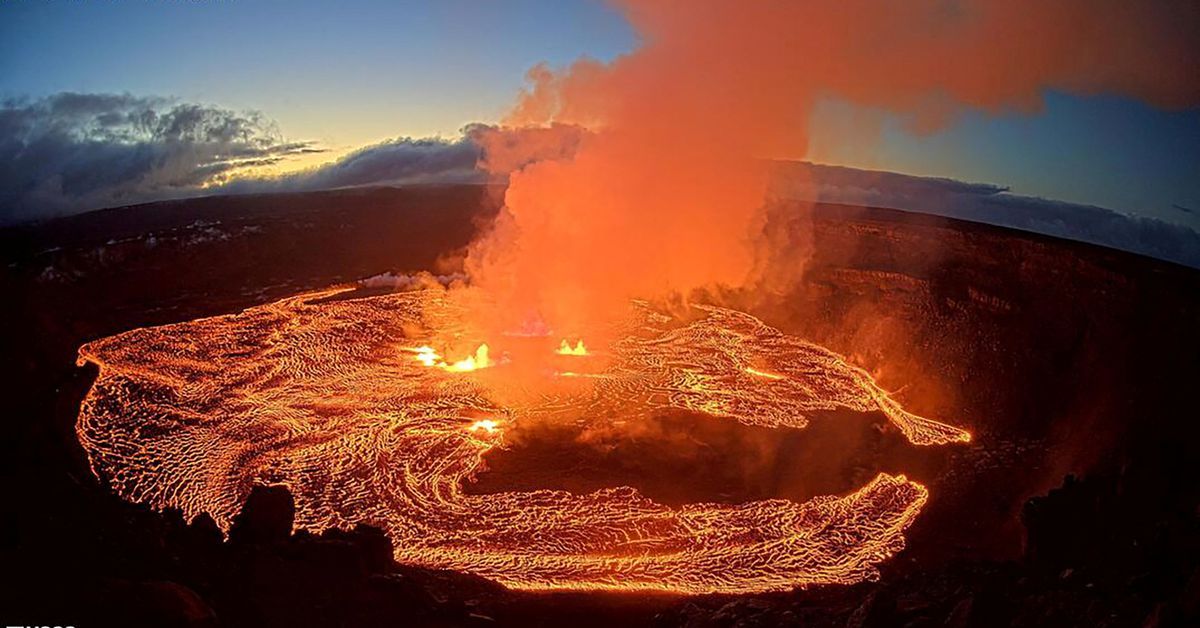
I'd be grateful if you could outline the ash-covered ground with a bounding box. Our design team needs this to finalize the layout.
[2,184,1198,627]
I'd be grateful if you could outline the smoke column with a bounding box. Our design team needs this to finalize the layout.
[468,0,1199,338]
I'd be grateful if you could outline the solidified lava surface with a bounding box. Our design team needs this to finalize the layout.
[76,286,969,594]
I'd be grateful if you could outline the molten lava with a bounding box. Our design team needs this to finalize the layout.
[556,339,588,356]
[744,366,785,380]
[408,343,491,372]
[468,418,501,434]
[444,343,491,372]
[76,287,969,594]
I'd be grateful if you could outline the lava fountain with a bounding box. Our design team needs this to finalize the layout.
[76,285,969,594]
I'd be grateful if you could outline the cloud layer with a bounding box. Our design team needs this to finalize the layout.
[1,91,1195,271]
[0,93,322,223]
[0,94,589,225]
[770,162,1200,270]
[222,134,484,195]
[222,123,587,196]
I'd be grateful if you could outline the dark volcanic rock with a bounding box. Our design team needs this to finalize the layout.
[228,485,295,546]
[96,580,218,628]
[2,185,1197,626]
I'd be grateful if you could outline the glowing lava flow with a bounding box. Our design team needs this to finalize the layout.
[75,287,970,594]
[408,343,491,371]
[556,339,588,356]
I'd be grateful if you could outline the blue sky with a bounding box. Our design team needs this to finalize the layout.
[1,0,637,146]
[2,0,1197,227]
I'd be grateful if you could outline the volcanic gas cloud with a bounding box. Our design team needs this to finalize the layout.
[76,0,1198,594]
[466,0,1199,337]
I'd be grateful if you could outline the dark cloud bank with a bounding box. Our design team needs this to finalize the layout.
[0,93,321,223]
[1,93,1197,269]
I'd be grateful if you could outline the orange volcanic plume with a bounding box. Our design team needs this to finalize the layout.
[468,0,1200,337]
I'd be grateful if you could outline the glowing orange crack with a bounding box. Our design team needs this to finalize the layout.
[744,366,785,380]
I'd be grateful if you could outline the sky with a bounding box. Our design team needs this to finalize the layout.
[2,0,1198,227]
[1,0,636,149]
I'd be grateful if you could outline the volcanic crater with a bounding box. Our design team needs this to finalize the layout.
[8,185,1196,624]
[75,282,969,594]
